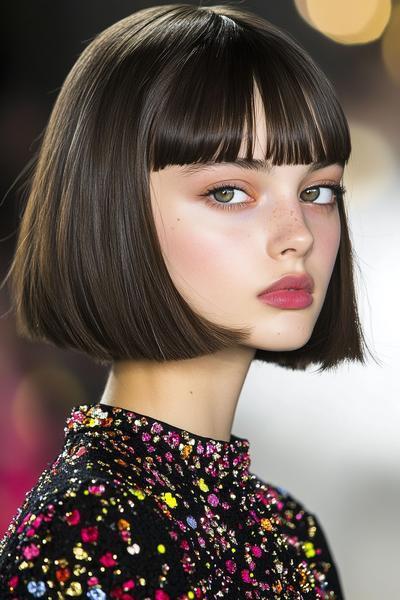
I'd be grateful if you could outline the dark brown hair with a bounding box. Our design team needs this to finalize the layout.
[1,3,376,372]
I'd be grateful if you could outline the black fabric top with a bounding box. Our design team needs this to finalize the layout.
[0,402,345,599]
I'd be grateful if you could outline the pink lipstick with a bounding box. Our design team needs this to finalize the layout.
[258,273,314,309]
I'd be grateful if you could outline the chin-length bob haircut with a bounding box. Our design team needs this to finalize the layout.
[3,3,375,372]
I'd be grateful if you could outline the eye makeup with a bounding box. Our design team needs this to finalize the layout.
[198,181,346,212]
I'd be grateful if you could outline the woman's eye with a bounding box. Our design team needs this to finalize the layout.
[210,186,248,204]
[300,185,343,205]
[201,185,250,211]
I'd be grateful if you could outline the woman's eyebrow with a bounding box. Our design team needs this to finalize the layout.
[178,158,343,176]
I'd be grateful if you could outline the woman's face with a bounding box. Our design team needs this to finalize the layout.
[149,92,342,352]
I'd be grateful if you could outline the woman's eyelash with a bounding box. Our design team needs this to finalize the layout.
[200,182,346,212]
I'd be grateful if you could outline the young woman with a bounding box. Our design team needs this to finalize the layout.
[0,3,372,598]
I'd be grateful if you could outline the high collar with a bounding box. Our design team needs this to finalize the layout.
[64,402,251,488]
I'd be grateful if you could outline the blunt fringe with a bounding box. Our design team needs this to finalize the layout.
[1,3,376,372]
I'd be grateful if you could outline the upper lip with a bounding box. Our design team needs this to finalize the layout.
[259,273,314,294]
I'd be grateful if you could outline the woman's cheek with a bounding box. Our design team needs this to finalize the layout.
[165,224,226,283]
[320,212,341,270]
[311,212,341,297]
[160,221,245,310]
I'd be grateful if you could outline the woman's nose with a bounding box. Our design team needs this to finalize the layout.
[265,200,314,259]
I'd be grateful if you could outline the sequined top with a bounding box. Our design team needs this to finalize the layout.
[0,402,345,599]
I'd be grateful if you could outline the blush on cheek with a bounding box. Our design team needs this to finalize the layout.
[317,219,341,280]
[326,219,341,262]
[161,225,240,310]
[169,227,224,277]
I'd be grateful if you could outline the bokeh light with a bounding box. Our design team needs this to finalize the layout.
[382,4,400,85]
[294,0,311,23]
[344,121,398,207]
[295,0,392,45]
[12,366,87,451]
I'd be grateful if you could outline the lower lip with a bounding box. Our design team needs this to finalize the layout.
[258,289,313,309]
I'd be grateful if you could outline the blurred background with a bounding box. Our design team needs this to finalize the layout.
[0,1,399,598]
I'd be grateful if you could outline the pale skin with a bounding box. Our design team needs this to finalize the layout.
[100,86,343,442]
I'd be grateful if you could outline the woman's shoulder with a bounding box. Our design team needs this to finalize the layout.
[249,470,330,530]
[0,473,187,599]
[248,471,344,593]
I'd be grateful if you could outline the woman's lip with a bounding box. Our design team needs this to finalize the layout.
[258,289,313,309]
[258,273,314,295]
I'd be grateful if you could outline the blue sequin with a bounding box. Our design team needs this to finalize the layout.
[27,580,46,597]
[187,515,197,528]
[87,588,107,599]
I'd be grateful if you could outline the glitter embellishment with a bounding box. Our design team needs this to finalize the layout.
[0,402,344,598]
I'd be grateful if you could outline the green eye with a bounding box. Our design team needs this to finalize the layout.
[213,188,242,203]
[201,184,250,212]
[302,188,320,201]
[300,184,345,205]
